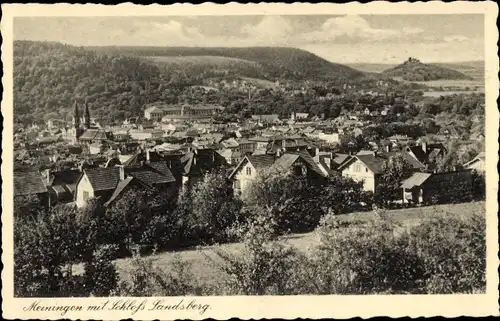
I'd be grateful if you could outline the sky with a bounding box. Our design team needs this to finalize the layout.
[14,14,484,64]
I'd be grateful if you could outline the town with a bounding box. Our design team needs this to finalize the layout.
[14,84,485,210]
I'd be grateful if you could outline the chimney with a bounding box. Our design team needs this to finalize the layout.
[118,165,125,181]
[146,149,150,163]
[385,144,391,153]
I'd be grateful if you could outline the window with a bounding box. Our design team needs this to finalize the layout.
[354,164,362,172]
[83,191,89,201]
[246,167,252,175]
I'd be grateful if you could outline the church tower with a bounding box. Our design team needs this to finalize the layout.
[73,100,80,129]
[83,99,91,129]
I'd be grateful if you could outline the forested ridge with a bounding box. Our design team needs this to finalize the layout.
[14,41,171,125]
[86,46,366,81]
[14,41,367,125]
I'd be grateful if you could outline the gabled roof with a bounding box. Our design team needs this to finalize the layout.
[146,161,176,183]
[14,170,48,196]
[83,167,121,192]
[339,152,424,174]
[229,154,275,179]
[401,172,433,189]
[128,168,175,188]
[49,170,82,187]
[79,129,112,141]
[104,176,134,207]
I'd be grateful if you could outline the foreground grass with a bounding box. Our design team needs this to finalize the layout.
[114,201,484,289]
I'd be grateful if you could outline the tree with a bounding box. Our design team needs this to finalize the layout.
[187,168,243,243]
[14,204,95,296]
[245,169,326,233]
[375,155,415,207]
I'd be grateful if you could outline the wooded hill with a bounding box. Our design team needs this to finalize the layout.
[13,41,366,125]
[86,46,366,81]
[382,57,474,81]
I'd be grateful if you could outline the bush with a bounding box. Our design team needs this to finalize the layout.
[209,207,306,295]
[83,244,119,297]
[407,208,486,293]
[305,210,426,294]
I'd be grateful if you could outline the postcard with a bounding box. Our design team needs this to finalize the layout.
[1,2,499,319]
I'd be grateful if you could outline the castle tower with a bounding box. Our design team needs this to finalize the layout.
[83,99,91,129]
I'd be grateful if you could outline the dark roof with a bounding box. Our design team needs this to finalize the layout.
[146,161,176,183]
[407,143,447,164]
[295,150,328,177]
[339,151,424,174]
[247,154,276,169]
[50,170,82,187]
[229,154,275,179]
[84,167,121,192]
[332,153,349,166]
[271,154,300,173]
[14,170,48,196]
[128,168,175,188]
[122,151,163,167]
[79,129,112,141]
[104,177,135,207]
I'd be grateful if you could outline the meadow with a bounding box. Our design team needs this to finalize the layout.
[113,201,485,290]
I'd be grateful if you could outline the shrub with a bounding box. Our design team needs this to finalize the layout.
[305,210,426,294]
[208,207,305,295]
[83,244,119,297]
[407,208,486,293]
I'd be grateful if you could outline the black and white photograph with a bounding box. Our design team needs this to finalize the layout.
[2,2,498,319]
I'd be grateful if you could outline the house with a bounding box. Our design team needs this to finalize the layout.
[405,142,447,167]
[14,170,50,207]
[235,138,256,155]
[229,154,276,197]
[144,106,164,121]
[78,128,114,145]
[464,152,485,173]
[338,151,424,192]
[180,148,228,190]
[269,151,327,181]
[75,158,178,208]
[42,169,82,205]
[217,149,243,166]
[318,131,340,144]
[251,114,281,124]
[129,129,165,141]
[401,170,474,205]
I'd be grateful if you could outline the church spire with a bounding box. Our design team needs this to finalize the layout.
[84,99,91,129]
[73,100,80,129]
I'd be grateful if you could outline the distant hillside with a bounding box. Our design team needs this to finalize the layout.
[382,58,474,81]
[86,46,365,81]
[430,61,484,80]
[13,41,173,125]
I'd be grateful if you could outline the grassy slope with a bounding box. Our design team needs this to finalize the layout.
[87,46,365,81]
[114,201,484,288]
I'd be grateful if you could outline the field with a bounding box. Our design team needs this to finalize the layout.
[113,201,484,289]
[144,55,261,67]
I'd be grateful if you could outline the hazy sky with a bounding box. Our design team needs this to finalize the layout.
[15,14,484,64]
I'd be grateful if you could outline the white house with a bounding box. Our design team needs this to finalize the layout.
[229,154,275,198]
